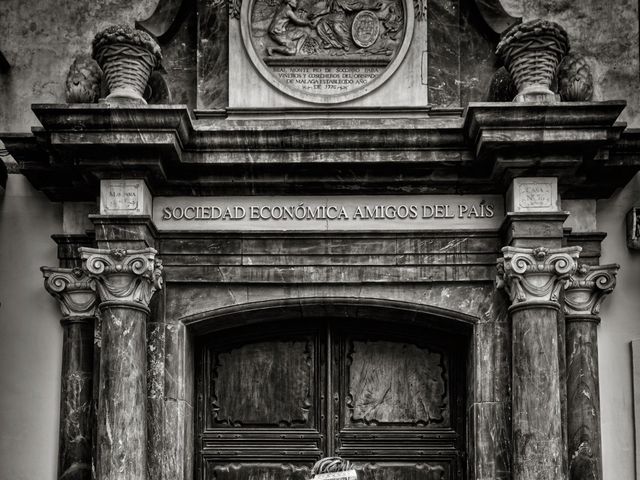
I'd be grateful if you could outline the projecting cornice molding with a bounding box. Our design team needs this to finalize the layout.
[497,246,581,307]
[41,266,98,318]
[1,102,638,200]
[79,247,163,308]
[564,263,619,318]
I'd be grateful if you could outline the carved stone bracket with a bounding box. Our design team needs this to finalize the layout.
[79,247,163,308]
[564,263,619,318]
[497,246,581,306]
[41,266,98,318]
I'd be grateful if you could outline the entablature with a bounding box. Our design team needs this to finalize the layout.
[2,101,638,201]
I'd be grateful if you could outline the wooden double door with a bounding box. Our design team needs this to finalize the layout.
[195,318,466,480]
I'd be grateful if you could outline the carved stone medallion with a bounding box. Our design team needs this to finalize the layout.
[240,0,414,103]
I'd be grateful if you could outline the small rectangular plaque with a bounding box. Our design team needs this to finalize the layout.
[506,177,559,213]
[100,179,152,216]
[153,195,504,231]
[313,471,358,480]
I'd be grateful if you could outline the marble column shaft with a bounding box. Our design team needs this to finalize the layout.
[42,267,99,480]
[564,264,618,480]
[80,247,163,480]
[498,246,580,480]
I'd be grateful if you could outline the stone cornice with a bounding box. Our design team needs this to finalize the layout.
[1,102,638,200]
[564,263,619,317]
[497,246,581,306]
[79,247,163,308]
[41,266,98,318]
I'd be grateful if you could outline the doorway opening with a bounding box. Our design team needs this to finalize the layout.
[195,315,468,480]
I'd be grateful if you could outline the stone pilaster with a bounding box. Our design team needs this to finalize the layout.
[79,247,163,480]
[41,267,98,480]
[564,263,618,480]
[497,246,580,480]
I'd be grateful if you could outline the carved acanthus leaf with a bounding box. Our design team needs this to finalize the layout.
[564,263,619,316]
[41,267,98,318]
[497,246,581,305]
[79,247,163,306]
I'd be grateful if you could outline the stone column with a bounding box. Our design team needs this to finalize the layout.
[564,263,618,480]
[79,247,163,480]
[41,267,98,480]
[497,246,580,480]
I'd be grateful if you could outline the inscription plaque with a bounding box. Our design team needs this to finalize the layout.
[153,195,504,231]
[100,179,152,216]
[241,0,414,103]
[506,177,559,213]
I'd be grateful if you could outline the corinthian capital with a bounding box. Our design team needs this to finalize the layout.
[79,247,163,307]
[41,267,98,318]
[564,263,619,317]
[497,246,581,305]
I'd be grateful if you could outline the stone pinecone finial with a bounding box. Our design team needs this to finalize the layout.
[65,54,103,103]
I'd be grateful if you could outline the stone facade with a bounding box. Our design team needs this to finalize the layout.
[2,1,640,480]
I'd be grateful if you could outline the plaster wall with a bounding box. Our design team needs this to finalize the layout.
[520,0,640,126]
[0,0,156,132]
[0,176,63,480]
[0,0,639,128]
[597,172,640,480]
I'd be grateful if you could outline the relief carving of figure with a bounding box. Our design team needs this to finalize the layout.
[267,0,313,55]
[256,0,403,57]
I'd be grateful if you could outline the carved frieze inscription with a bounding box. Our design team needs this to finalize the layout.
[154,195,503,231]
[241,0,414,102]
[211,340,314,427]
[347,341,448,426]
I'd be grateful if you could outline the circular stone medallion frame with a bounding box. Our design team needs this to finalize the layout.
[240,0,414,104]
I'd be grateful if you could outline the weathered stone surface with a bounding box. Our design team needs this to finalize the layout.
[468,402,512,480]
[0,0,157,132]
[511,304,564,480]
[197,0,228,109]
[96,304,148,480]
[58,318,95,480]
[521,0,640,126]
[563,263,618,480]
[566,319,601,480]
[467,290,512,480]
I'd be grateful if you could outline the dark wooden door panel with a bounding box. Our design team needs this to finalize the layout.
[353,462,450,480]
[196,319,466,480]
[204,462,311,480]
[211,340,315,427]
[345,341,449,427]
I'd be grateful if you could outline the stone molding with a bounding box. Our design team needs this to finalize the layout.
[41,266,98,318]
[564,263,619,317]
[497,246,581,306]
[79,247,163,308]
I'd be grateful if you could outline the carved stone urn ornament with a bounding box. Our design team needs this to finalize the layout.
[92,24,162,105]
[240,0,414,103]
[495,19,569,102]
